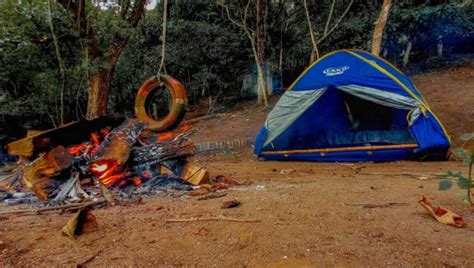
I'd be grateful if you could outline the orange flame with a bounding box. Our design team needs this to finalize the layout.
[119,177,142,187]
[180,123,191,132]
[90,160,126,187]
[157,133,174,142]
[91,132,101,145]
[156,123,192,142]
[101,128,110,137]
[68,129,110,157]
[68,144,88,156]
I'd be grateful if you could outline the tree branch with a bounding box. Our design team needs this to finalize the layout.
[57,0,102,60]
[120,0,131,19]
[106,0,147,65]
[317,0,354,45]
[303,0,319,60]
[324,0,337,36]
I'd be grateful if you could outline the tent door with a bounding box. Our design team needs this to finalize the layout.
[341,91,392,131]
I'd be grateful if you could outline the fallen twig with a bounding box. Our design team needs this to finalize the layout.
[166,215,260,223]
[359,172,443,179]
[342,202,407,208]
[77,248,103,267]
[197,192,228,201]
[185,113,225,124]
[0,199,106,215]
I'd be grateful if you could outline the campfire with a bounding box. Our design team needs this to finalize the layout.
[1,116,215,206]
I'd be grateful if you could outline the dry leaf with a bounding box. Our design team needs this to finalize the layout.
[419,196,465,228]
[61,207,99,238]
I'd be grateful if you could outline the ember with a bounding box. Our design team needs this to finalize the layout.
[67,130,110,158]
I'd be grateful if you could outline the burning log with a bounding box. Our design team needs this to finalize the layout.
[90,119,147,187]
[92,118,147,165]
[22,146,74,201]
[7,115,125,158]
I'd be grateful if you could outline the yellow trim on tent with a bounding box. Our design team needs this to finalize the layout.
[343,50,451,144]
[349,49,429,105]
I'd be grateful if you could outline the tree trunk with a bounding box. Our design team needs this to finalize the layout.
[256,62,268,106]
[371,0,392,56]
[58,0,147,120]
[437,37,443,57]
[303,0,319,63]
[402,40,412,67]
[86,69,112,119]
[256,0,269,106]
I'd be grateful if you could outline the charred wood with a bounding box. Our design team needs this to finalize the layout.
[92,118,147,165]
[7,115,125,158]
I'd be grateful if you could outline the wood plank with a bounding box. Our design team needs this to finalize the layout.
[179,163,209,185]
[7,115,125,157]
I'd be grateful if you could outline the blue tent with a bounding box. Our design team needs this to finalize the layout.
[254,49,450,162]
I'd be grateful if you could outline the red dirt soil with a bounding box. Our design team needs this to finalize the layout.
[1,63,473,267]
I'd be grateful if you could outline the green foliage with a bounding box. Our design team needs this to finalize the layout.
[438,179,452,190]
[385,2,474,65]
[0,0,87,127]
[0,0,472,129]
[439,133,474,205]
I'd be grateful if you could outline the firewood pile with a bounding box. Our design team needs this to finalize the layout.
[0,115,228,207]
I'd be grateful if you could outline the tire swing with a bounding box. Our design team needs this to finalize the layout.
[134,0,186,132]
[134,74,187,132]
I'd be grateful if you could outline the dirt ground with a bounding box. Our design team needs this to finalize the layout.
[1,63,473,267]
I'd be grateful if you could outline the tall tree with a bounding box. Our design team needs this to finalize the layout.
[57,0,147,119]
[255,0,268,106]
[303,0,354,63]
[222,1,269,106]
[372,0,392,56]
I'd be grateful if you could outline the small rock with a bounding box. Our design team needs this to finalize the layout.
[221,199,241,209]
[255,185,266,190]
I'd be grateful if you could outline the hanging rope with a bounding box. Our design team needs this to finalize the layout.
[157,0,168,76]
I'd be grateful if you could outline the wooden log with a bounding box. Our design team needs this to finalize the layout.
[22,146,74,201]
[92,118,147,165]
[7,115,125,157]
[0,199,106,215]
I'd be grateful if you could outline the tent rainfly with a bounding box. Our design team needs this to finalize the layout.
[254,49,450,162]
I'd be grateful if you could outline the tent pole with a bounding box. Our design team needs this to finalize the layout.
[261,143,418,156]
